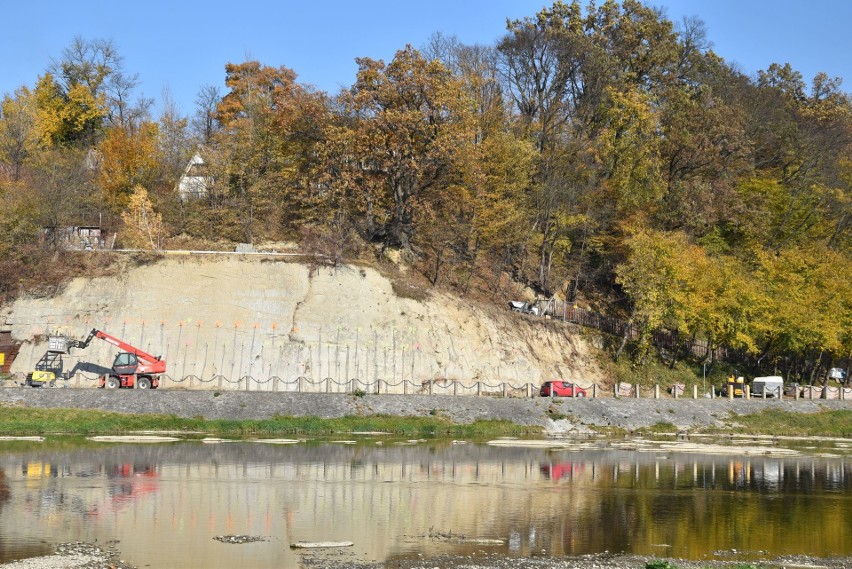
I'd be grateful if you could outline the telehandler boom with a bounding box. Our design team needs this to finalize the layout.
[71,328,166,389]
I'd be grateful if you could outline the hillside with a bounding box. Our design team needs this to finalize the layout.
[1,255,604,390]
[2,4,850,384]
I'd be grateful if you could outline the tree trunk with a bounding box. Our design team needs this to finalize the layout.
[615,308,637,361]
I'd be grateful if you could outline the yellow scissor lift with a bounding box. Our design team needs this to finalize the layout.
[24,335,71,387]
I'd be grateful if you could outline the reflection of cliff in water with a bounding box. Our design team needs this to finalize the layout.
[0,440,849,566]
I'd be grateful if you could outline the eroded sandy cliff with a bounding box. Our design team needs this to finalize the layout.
[2,256,603,391]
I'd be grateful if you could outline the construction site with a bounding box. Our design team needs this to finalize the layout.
[0,255,604,393]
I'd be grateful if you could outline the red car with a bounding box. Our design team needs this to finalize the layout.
[540,381,587,397]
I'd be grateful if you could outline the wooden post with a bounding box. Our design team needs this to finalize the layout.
[654,385,659,399]
[592,384,597,398]
[635,384,640,398]
[693,385,698,399]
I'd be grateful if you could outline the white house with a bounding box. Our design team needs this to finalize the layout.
[177,151,213,200]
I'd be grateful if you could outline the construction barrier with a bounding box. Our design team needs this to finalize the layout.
[1,372,847,402]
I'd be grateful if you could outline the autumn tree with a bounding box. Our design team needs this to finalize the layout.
[494,0,687,295]
[120,185,163,250]
[615,226,685,362]
[96,122,160,209]
[213,61,331,243]
[0,147,96,250]
[735,64,852,253]
[321,46,475,250]
[32,71,106,148]
[750,246,852,380]
[0,88,39,181]
[423,34,538,289]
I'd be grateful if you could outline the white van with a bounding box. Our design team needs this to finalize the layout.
[752,376,784,397]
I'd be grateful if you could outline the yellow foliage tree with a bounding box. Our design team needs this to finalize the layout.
[0,88,40,181]
[754,245,851,365]
[615,226,686,361]
[120,186,163,250]
[597,86,665,215]
[97,122,160,209]
[32,73,106,147]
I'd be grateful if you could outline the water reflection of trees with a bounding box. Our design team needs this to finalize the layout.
[531,453,852,557]
[0,442,849,560]
[0,467,9,507]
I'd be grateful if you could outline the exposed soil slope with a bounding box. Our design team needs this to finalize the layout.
[1,256,603,389]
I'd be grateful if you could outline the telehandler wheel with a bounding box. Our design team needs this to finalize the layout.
[137,377,151,390]
[106,377,120,389]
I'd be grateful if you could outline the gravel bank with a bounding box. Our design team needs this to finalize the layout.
[0,387,848,433]
[6,549,851,569]
[0,542,134,569]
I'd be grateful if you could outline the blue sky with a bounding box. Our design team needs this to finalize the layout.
[2,0,850,117]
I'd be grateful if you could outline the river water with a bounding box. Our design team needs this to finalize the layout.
[0,436,849,567]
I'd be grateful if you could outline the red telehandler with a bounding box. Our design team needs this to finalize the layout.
[69,328,166,389]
